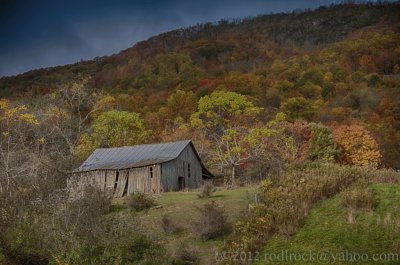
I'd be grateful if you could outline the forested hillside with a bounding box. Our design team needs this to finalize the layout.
[1,2,399,169]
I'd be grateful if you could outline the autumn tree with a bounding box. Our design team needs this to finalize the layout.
[77,110,151,159]
[163,89,197,123]
[0,99,39,194]
[280,97,316,121]
[45,77,103,155]
[247,113,298,173]
[333,123,381,167]
[190,90,262,185]
[138,53,205,90]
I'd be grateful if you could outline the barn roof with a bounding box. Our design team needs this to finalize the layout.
[76,140,213,177]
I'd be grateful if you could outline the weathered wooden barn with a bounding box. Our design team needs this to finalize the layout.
[70,140,213,198]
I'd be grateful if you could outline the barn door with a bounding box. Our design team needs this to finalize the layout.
[114,171,128,198]
[178,176,185,191]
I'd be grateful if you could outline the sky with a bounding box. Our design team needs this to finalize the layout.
[0,0,347,77]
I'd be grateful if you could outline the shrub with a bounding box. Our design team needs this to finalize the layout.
[193,201,229,240]
[197,181,216,198]
[173,243,199,265]
[369,168,400,184]
[126,192,156,211]
[160,215,182,234]
[340,180,374,214]
[220,164,364,264]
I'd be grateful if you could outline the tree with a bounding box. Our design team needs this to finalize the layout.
[0,99,39,194]
[91,95,116,118]
[77,110,151,159]
[190,90,262,186]
[298,67,324,86]
[45,77,103,156]
[247,113,298,172]
[164,90,197,122]
[274,80,295,94]
[333,123,381,168]
[299,81,322,99]
[280,97,316,121]
[308,123,340,162]
[138,53,205,90]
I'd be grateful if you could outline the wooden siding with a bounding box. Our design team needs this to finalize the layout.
[126,165,161,194]
[70,144,203,196]
[161,144,202,191]
[70,164,161,198]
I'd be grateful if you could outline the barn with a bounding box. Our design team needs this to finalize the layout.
[70,140,213,198]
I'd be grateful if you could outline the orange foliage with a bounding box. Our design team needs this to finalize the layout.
[287,120,312,162]
[332,123,381,168]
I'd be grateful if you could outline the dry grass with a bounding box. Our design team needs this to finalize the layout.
[112,186,256,265]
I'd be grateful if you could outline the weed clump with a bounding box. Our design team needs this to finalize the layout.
[192,201,229,240]
[160,214,182,234]
[197,181,216,198]
[126,192,156,211]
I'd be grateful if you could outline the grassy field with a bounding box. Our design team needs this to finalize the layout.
[254,184,400,265]
[113,186,257,264]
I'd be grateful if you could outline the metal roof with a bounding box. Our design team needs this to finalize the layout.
[76,140,193,172]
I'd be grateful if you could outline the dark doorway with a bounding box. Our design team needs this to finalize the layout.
[178,176,185,191]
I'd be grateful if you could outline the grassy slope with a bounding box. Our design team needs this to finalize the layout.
[114,186,256,264]
[254,184,400,265]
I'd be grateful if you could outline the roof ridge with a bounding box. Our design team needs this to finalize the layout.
[95,139,191,150]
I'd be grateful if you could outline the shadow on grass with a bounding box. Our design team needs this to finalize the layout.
[210,195,227,198]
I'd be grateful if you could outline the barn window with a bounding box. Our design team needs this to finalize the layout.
[188,163,191,178]
[149,166,153,178]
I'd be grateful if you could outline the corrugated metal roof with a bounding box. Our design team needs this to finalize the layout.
[76,140,192,172]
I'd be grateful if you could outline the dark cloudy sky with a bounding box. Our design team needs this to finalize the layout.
[0,0,346,77]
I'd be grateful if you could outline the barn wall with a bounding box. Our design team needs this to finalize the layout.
[69,170,108,198]
[161,144,202,191]
[71,164,162,198]
[127,164,161,194]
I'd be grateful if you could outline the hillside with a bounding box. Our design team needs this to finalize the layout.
[0,2,399,94]
[0,2,399,168]
[255,183,400,265]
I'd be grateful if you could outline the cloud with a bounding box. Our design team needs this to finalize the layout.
[0,0,343,77]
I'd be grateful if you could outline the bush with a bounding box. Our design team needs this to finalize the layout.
[340,179,374,222]
[193,201,229,240]
[161,215,182,234]
[220,164,364,264]
[197,181,216,198]
[370,168,400,184]
[126,192,156,211]
[173,243,199,265]
[340,181,374,225]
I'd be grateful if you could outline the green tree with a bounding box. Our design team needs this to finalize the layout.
[280,97,316,121]
[308,123,340,162]
[298,67,324,86]
[165,90,197,122]
[77,110,150,158]
[191,90,262,186]
[139,53,205,90]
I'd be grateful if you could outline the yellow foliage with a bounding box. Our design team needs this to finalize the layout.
[333,123,381,168]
